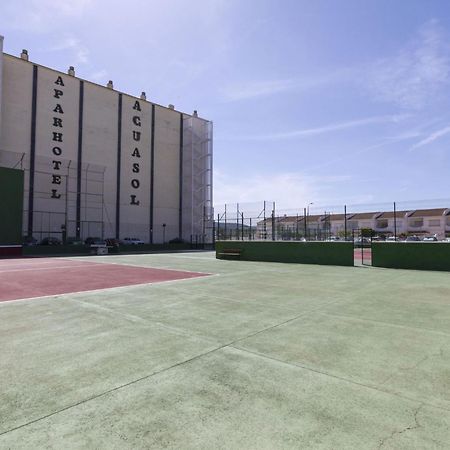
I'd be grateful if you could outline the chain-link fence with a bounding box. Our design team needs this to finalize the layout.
[214,199,450,242]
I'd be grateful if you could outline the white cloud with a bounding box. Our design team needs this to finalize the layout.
[365,19,450,109]
[49,37,89,64]
[223,114,408,141]
[3,0,94,31]
[213,170,352,210]
[221,79,297,102]
[220,68,353,102]
[410,124,450,150]
[89,69,108,82]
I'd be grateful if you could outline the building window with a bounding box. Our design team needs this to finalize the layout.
[429,219,440,227]
[410,219,424,228]
[376,219,388,228]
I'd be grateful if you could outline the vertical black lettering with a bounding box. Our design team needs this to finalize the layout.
[53,117,63,127]
[52,174,62,185]
[52,132,63,142]
[53,104,64,114]
[130,195,140,205]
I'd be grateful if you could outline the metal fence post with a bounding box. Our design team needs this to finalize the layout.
[303,208,307,240]
[271,210,275,241]
[344,205,347,240]
[394,201,397,240]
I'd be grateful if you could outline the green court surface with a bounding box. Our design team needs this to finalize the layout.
[1,251,450,449]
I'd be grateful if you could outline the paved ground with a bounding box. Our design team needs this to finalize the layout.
[1,251,449,449]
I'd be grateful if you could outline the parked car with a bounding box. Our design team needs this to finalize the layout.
[40,237,62,245]
[22,236,38,246]
[353,237,370,247]
[121,237,145,245]
[85,237,107,247]
[405,235,421,242]
[105,238,120,247]
[422,236,438,242]
[66,237,84,246]
[443,237,450,242]
[168,237,186,244]
[386,236,397,242]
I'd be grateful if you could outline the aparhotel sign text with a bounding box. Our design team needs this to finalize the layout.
[50,75,65,199]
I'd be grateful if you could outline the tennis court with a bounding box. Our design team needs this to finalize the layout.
[1,251,449,448]
[0,257,210,303]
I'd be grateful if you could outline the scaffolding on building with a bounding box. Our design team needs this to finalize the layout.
[182,116,213,244]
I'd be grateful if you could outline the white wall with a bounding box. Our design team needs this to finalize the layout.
[0,52,211,244]
[119,95,152,241]
[33,66,80,237]
[153,105,181,243]
[82,82,118,239]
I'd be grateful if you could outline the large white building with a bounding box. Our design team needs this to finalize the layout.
[0,36,213,243]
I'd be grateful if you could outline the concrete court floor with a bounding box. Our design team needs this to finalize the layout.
[0,251,449,449]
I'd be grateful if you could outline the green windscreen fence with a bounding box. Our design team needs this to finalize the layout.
[0,167,24,245]
[216,241,354,266]
[372,242,450,272]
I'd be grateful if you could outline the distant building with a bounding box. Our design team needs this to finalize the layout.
[256,208,450,240]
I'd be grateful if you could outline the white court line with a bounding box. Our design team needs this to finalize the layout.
[0,260,212,276]
[0,272,218,305]
[63,256,213,276]
[0,264,102,274]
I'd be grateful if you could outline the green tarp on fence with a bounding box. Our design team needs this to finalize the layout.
[0,167,24,245]
[216,241,354,266]
[372,242,450,272]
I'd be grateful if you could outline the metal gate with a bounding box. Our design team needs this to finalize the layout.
[352,229,372,266]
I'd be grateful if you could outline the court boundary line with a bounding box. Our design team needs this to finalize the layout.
[0,272,217,305]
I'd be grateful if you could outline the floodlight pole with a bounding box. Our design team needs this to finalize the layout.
[217,213,220,240]
[394,202,397,240]
[263,201,267,240]
[304,208,307,239]
[236,203,239,240]
[344,204,347,239]
[224,204,227,240]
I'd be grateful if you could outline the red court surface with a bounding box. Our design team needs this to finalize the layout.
[0,258,210,303]
[353,248,372,265]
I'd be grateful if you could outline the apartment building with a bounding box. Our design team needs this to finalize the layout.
[256,207,450,240]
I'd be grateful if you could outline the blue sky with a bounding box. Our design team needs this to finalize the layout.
[1,0,450,210]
